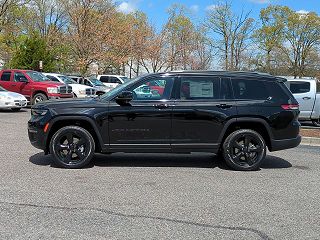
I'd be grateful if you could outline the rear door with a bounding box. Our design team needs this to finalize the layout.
[287,80,313,119]
[171,75,236,152]
[0,71,13,91]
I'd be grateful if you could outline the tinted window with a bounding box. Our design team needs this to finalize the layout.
[46,75,60,82]
[14,72,28,82]
[180,76,220,100]
[1,72,11,81]
[232,79,269,100]
[316,80,320,93]
[130,77,174,101]
[288,82,310,94]
[110,77,121,84]
[100,76,109,83]
[220,78,233,100]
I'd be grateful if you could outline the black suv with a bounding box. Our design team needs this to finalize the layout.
[28,71,301,170]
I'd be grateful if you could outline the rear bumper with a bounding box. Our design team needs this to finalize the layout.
[270,135,301,152]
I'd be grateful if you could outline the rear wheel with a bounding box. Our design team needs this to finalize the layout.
[222,129,266,171]
[50,126,95,169]
[32,93,48,105]
[312,118,320,127]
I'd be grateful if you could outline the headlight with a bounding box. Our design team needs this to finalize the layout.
[31,109,48,116]
[47,87,58,94]
[79,90,86,94]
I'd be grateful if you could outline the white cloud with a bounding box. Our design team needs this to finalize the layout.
[117,1,137,14]
[296,9,309,15]
[248,0,270,4]
[205,4,218,11]
[190,5,199,13]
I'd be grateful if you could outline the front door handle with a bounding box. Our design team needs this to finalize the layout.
[216,104,232,109]
[303,97,311,100]
[154,103,169,109]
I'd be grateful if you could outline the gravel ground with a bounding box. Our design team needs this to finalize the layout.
[0,109,319,240]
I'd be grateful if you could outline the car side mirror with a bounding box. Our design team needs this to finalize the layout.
[116,91,133,105]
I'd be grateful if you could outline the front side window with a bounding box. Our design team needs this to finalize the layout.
[289,81,311,94]
[232,79,269,100]
[14,72,28,82]
[59,75,77,84]
[46,75,59,82]
[179,76,220,100]
[130,77,174,101]
[1,72,11,81]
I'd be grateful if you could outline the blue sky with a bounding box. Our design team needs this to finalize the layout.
[115,0,320,30]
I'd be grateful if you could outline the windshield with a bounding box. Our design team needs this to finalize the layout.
[89,78,105,86]
[26,71,50,82]
[0,86,7,91]
[100,76,143,100]
[59,75,77,84]
[120,76,130,82]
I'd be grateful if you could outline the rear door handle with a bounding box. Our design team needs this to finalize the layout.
[216,104,232,109]
[302,97,311,100]
[154,103,169,109]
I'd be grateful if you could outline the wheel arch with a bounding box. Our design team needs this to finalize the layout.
[32,90,48,99]
[45,116,104,154]
[219,118,273,150]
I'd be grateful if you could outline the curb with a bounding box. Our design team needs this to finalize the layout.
[301,137,320,147]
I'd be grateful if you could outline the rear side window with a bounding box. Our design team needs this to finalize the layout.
[99,76,109,83]
[1,71,11,81]
[180,76,220,100]
[288,81,310,94]
[232,79,268,100]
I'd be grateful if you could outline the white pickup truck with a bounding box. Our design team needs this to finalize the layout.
[285,77,320,126]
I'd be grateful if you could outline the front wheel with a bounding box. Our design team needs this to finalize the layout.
[312,118,320,127]
[222,129,266,171]
[32,93,48,105]
[49,126,95,169]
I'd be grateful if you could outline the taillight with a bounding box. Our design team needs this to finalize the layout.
[281,104,299,110]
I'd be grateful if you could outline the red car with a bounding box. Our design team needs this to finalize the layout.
[0,69,73,104]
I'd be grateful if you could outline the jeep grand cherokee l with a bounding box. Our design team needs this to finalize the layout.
[28,71,301,171]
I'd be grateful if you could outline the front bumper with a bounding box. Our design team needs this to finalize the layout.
[0,99,28,108]
[270,135,301,152]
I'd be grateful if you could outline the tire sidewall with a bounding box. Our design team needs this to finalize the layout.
[223,129,266,171]
[32,93,48,105]
[49,126,95,169]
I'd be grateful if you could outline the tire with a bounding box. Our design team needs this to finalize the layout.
[49,126,95,169]
[222,129,266,171]
[312,118,320,127]
[11,108,21,112]
[32,93,48,105]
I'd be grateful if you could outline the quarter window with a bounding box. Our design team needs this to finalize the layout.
[1,72,11,81]
[232,79,269,100]
[288,82,310,94]
[179,77,220,100]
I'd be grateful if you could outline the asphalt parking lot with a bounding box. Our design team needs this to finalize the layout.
[0,109,319,240]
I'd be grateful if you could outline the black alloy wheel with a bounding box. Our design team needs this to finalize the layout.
[312,118,320,127]
[50,126,95,168]
[223,129,266,171]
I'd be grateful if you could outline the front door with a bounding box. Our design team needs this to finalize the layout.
[108,76,175,151]
[171,76,237,152]
[11,72,32,99]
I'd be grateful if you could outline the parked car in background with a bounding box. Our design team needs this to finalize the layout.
[29,71,301,171]
[285,77,320,127]
[0,70,73,104]
[95,74,129,89]
[72,76,112,95]
[43,73,96,98]
[0,85,27,111]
